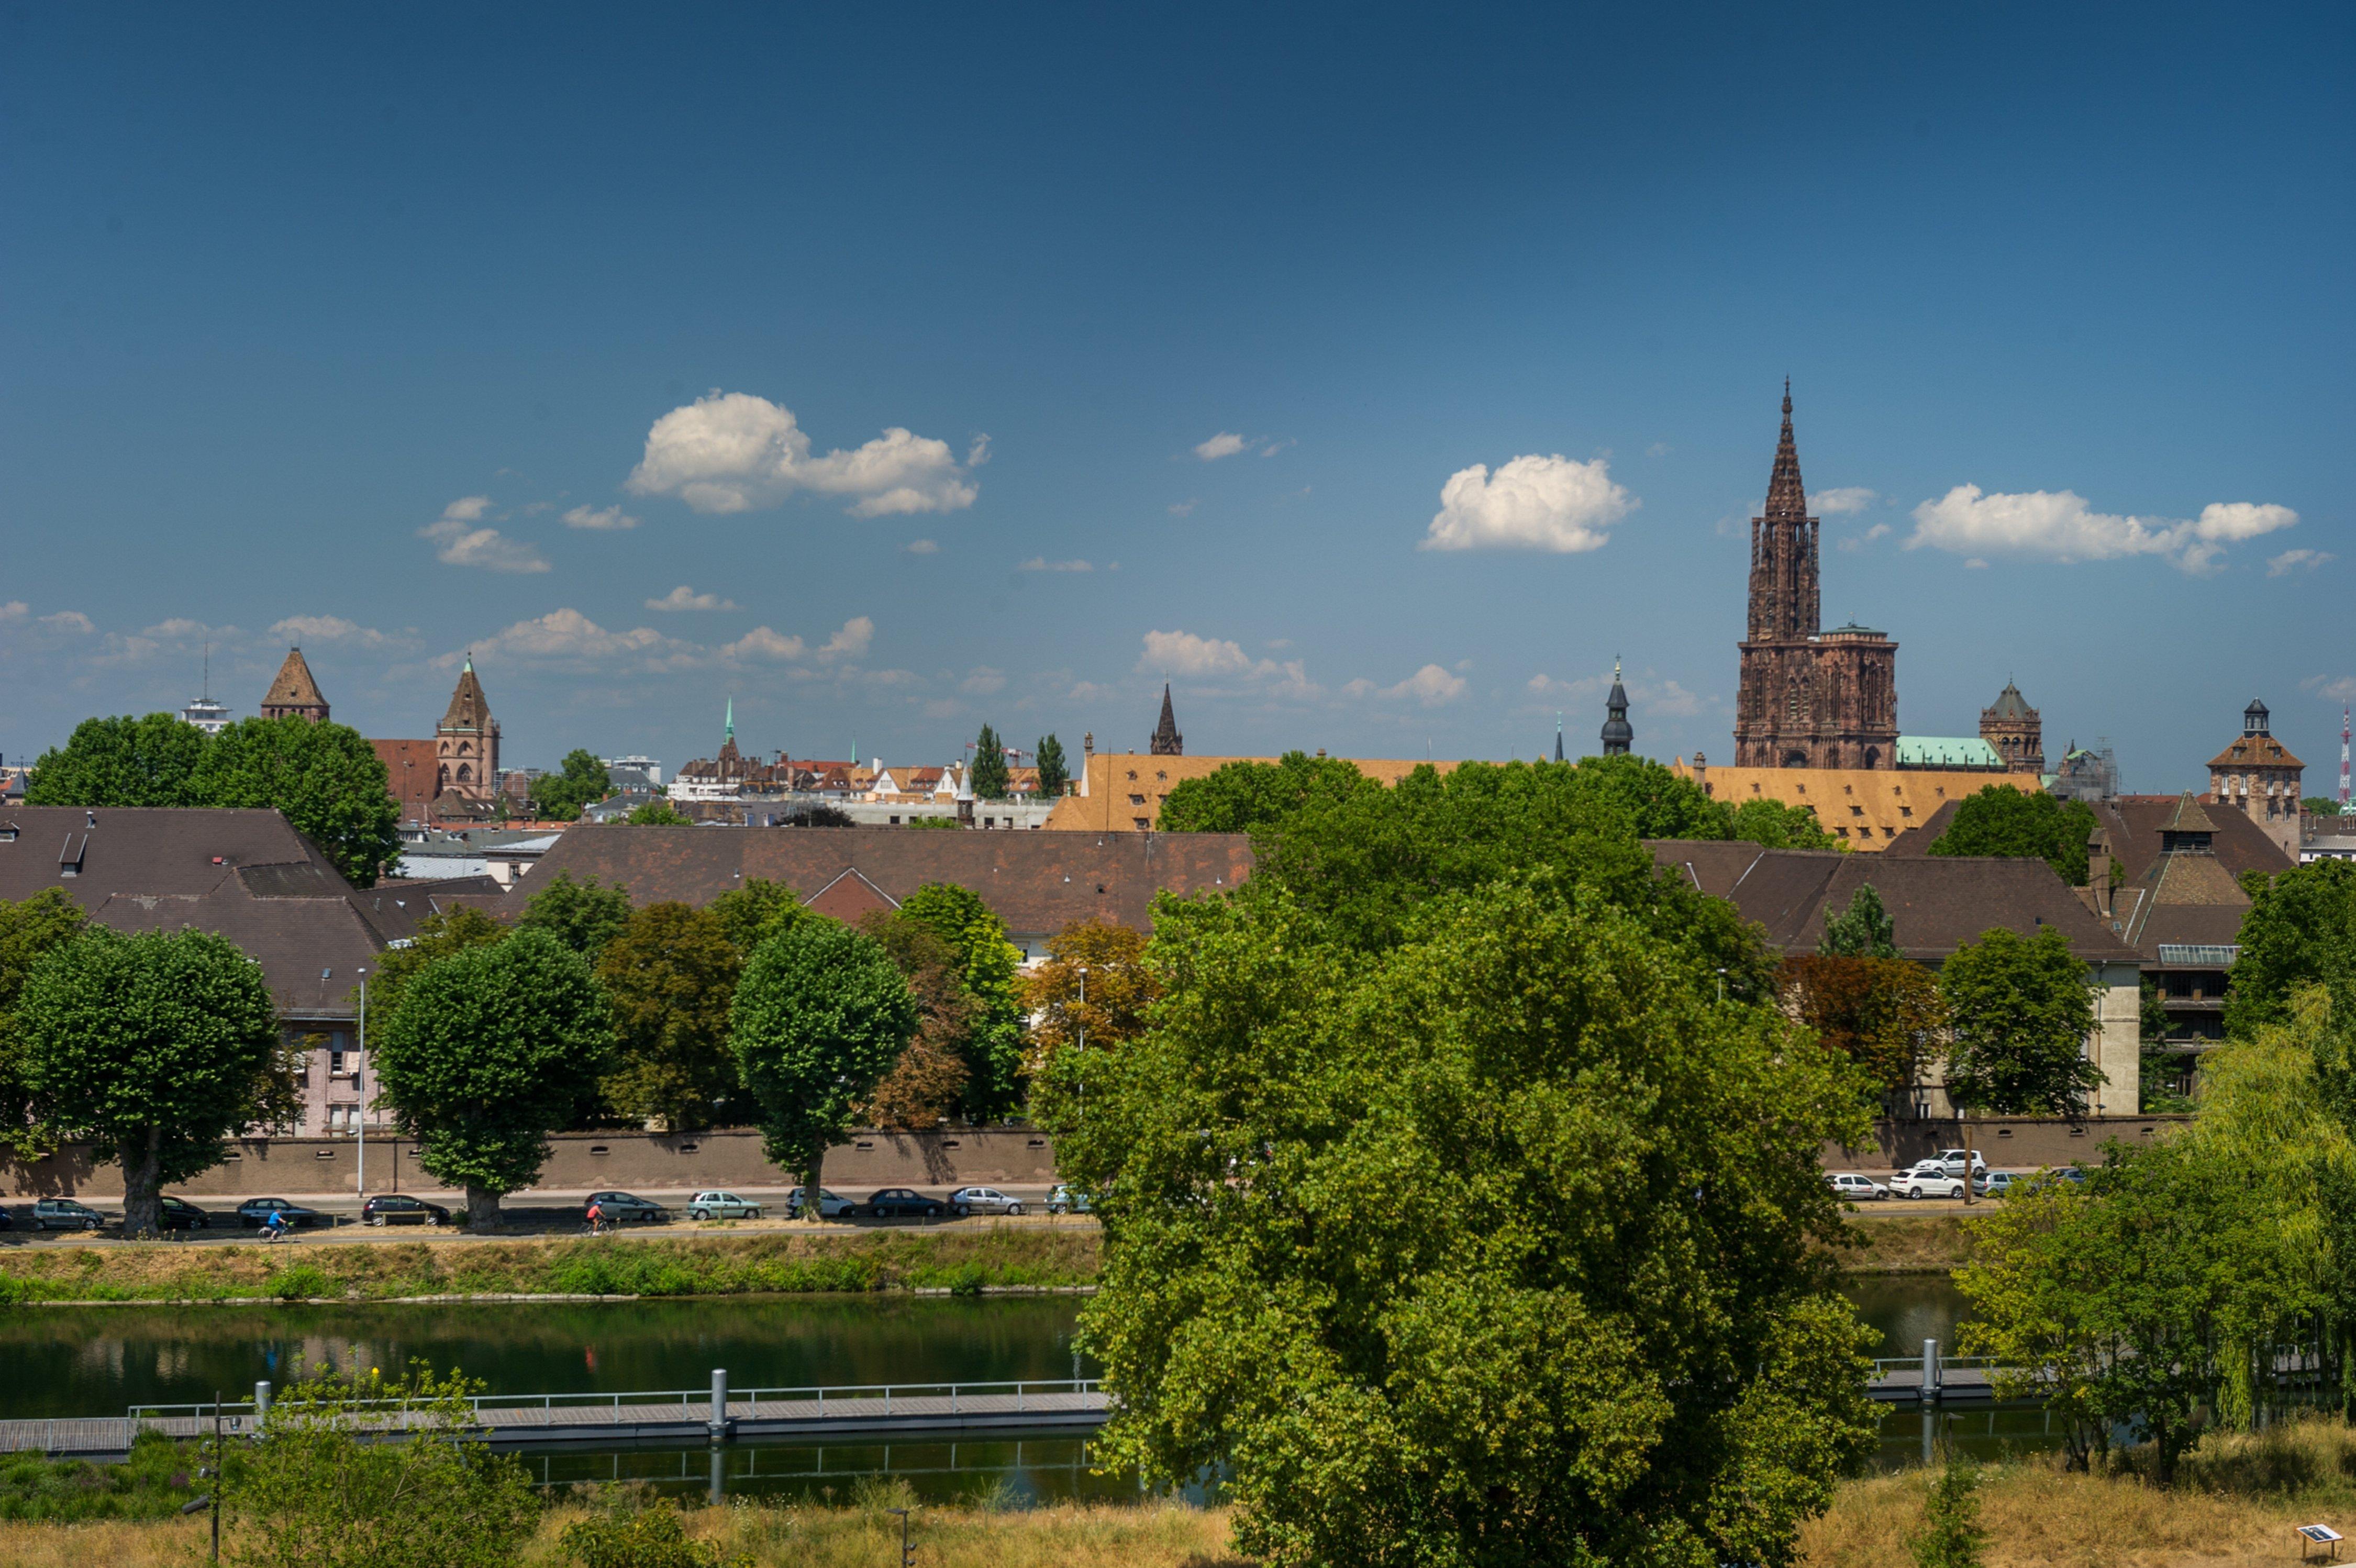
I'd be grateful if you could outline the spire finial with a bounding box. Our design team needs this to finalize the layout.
[1614,654,1622,680]
[724,696,734,742]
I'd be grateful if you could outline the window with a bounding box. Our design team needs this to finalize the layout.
[1128,794,1146,806]
[1899,806,1913,818]
[1133,817,1151,830]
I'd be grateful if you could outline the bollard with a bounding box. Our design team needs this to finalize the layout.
[1922,1339,1942,1403]
[708,1369,728,1439]
[254,1380,272,1420]
[708,1442,725,1507]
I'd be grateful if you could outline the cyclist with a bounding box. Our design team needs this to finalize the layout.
[261,1208,289,1244]
[585,1197,606,1237]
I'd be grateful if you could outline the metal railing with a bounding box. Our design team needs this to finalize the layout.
[125,1377,1105,1429]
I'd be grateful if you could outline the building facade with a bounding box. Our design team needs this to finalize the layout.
[2207,699,2304,858]
[259,647,330,722]
[1979,682,2044,774]
[1732,387,1899,769]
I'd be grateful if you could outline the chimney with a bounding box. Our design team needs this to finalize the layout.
[1692,750,1709,795]
[2088,832,2113,918]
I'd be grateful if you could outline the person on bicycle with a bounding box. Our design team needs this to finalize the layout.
[585,1198,605,1236]
[262,1208,288,1243]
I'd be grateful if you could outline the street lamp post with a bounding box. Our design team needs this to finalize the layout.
[355,969,366,1198]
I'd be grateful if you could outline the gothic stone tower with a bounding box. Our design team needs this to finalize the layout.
[260,647,330,723]
[1732,385,1898,769]
[1980,682,2045,774]
[436,657,501,805]
[1150,683,1183,756]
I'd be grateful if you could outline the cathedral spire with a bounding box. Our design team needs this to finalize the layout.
[1764,376,1809,521]
[1150,683,1184,756]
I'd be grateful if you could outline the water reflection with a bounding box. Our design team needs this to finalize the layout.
[1841,1275,1970,1358]
[519,1432,1136,1507]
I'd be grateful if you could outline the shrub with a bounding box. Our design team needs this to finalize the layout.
[557,1491,751,1568]
[1909,1457,1987,1568]
[0,1430,199,1521]
[262,1264,334,1302]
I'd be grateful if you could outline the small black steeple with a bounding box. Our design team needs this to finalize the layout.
[1553,710,1564,763]
[1150,684,1183,756]
[1599,659,1633,757]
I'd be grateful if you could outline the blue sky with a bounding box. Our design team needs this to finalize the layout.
[4,4,2350,792]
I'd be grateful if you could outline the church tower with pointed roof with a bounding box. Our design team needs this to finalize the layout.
[260,647,331,723]
[1149,684,1183,756]
[1979,681,2044,774]
[1599,660,1633,757]
[1732,384,1899,769]
[435,656,501,807]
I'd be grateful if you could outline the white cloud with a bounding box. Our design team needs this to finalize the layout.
[466,608,679,665]
[819,616,873,660]
[39,610,95,633]
[1261,438,1294,458]
[960,667,1007,695]
[722,627,807,661]
[1193,432,1250,462]
[270,615,393,646]
[1527,668,1706,719]
[1907,485,2298,574]
[563,504,639,531]
[2268,548,2334,577]
[1813,486,1878,515]
[1168,499,1197,517]
[421,497,550,573]
[1837,522,1893,553]
[626,391,979,517]
[2304,675,2356,704]
[1646,441,1672,458]
[900,539,940,555]
[645,585,740,611]
[1381,664,1467,706]
[0,602,25,621]
[1421,454,1634,554]
[1139,629,1254,677]
[1018,557,1093,573]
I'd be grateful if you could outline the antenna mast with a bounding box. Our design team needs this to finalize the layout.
[2340,704,2351,809]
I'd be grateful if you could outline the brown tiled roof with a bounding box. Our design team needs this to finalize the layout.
[440,664,494,732]
[2209,733,2305,770]
[1885,793,2292,884]
[0,807,415,1018]
[261,648,328,714]
[518,825,1254,935]
[370,738,441,821]
[1670,761,2038,851]
[1646,838,2139,964]
[2160,791,2217,833]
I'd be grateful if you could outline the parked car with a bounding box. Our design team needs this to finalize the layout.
[1826,1173,1890,1202]
[237,1197,328,1230]
[2015,1166,2090,1195]
[1899,1168,1970,1199]
[30,1198,107,1232]
[1933,1148,1990,1177]
[157,1196,214,1231]
[1973,1171,2022,1199]
[685,1191,763,1221]
[360,1194,449,1227]
[1046,1184,1093,1216]
[948,1186,1025,1217]
[583,1192,669,1225]
[860,1188,946,1220]
[0,1206,13,1231]
[785,1187,857,1220]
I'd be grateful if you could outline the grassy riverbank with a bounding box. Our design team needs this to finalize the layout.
[0,1225,1101,1304]
[1837,1210,1975,1274]
[20,1421,2356,1568]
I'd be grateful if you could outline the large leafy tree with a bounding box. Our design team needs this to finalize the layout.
[1018,917,1159,1079]
[1054,881,1876,1566]
[1818,884,1900,957]
[25,713,209,807]
[2226,857,2356,1037]
[1157,752,1381,834]
[854,910,973,1128]
[515,871,634,960]
[189,716,404,886]
[1727,796,1842,851]
[1940,926,2105,1117]
[1928,785,2098,886]
[360,906,509,1039]
[896,882,1025,1120]
[527,749,612,821]
[730,917,917,1211]
[970,724,1011,799]
[370,929,611,1227]
[0,890,90,1156]
[1776,954,1944,1108]
[1034,733,1070,799]
[19,928,287,1236]
[623,799,693,826]
[595,902,744,1132]
[710,877,808,954]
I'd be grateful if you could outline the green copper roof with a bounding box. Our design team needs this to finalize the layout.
[1894,735,2005,770]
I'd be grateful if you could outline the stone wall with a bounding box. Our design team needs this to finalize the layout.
[1822,1114,2196,1173]
[0,1128,1059,1200]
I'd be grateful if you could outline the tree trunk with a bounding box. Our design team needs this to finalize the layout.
[804,1148,826,1223]
[119,1126,164,1238]
[465,1185,502,1229]
[1961,1118,1977,1206]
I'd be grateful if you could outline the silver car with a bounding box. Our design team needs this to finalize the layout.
[685,1190,763,1220]
[1826,1172,1889,1202]
[948,1186,1026,1217]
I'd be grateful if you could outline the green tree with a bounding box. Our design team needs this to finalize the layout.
[226,1361,537,1568]
[1940,926,2105,1117]
[516,871,635,960]
[970,724,1010,799]
[19,928,286,1236]
[624,799,693,826]
[24,713,208,807]
[1927,785,2098,886]
[1157,751,1380,834]
[0,889,90,1156]
[1908,1458,1987,1568]
[371,929,611,1227]
[2139,977,2194,1113]
[1034,733,1070,799]
[709,877,808,954]
[1563,751,1737,840]
[1819,884,1901,957]
[853,910,973,1129]
[729,917,917,1213]
[189,716,404,886]
[1050,881,1877,1567]
[896,882,1025,1120]
[2305,797,2343,817]
[2226,857,2356,1037]
[1728,796,1844,850]
[596,902,744,1132]
[528,749,613,821]
[361,906,509,1040]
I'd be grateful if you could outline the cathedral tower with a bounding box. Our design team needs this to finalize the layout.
[260,647,330,723]
[435,657,501,805]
